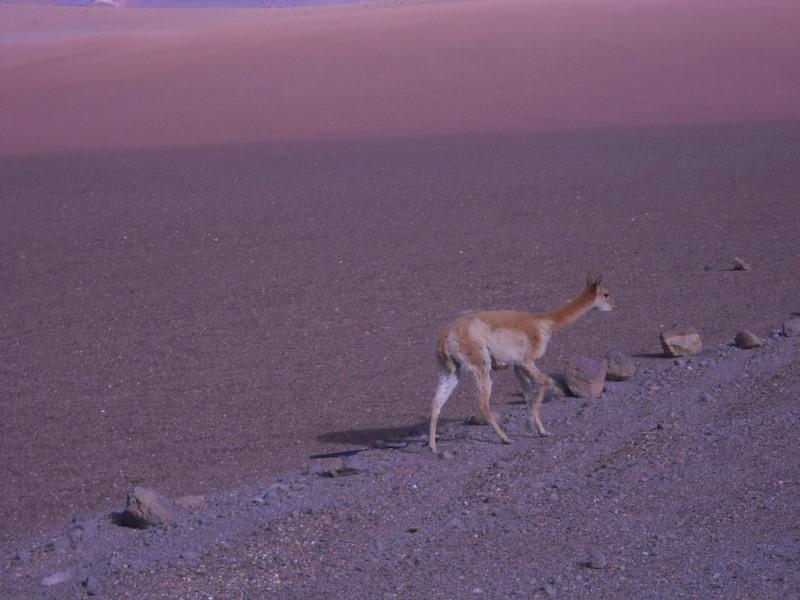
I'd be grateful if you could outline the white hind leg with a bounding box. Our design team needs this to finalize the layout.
[429,373,459,452]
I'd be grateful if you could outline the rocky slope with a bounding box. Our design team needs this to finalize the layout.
[4,324,799,599]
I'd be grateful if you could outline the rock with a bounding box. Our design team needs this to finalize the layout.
[734,330,763,349]
[564,355,607,398]
[41,571,71,587]
[605,351,636,381]
[703,264,713,271]
[68,529,82,548]
[82,576,98,596]
[439,450,456,461]
[464,411,501,426]
[660,327,702,357]
[588,549,608,569]
[320,455,366,477]
[15,548,31,562]
[699,392,714,402]
[119,487,176,529]
[733,256,752,271]
[782,318,800,337]
[52,537,69,555]
[180,550,199,561]
[174,495,207,510]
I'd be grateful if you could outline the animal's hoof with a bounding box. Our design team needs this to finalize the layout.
[539,429,552,438]
[502,437,513,445]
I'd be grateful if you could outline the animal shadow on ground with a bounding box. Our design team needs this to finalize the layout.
[633,351,668,359]
[316,421,431,447]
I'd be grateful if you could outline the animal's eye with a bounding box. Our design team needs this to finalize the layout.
[603,293,609,297]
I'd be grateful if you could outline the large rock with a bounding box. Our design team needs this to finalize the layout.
[782,318,800,337]
[660,327,702,357]
[564,355,607,398]
[119,487,176,529]
[734,330,763,349]
[605,351,636,381]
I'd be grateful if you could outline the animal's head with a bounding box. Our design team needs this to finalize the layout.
[586,275,614,312]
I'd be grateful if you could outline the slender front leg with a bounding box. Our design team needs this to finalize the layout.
[475,369,512,445]
[520,362,552,437]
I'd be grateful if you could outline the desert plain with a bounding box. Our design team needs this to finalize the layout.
[1,0,800,597]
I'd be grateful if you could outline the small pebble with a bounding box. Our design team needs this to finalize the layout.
[782,318,800,337]
[41,571,71,587]
[589,549,608,569]
[733,256,752,271]
[67,526,83,546]
[15,548,31,562]
[83,575,98,596]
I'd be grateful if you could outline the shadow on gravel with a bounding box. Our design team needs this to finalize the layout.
[633,351,667,359]
[316,421,430,446]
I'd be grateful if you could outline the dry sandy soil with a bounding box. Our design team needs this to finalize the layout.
[1,0,800,597]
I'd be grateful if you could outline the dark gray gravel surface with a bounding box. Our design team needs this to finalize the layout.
[2,122,800,597]
[2,331,799,599]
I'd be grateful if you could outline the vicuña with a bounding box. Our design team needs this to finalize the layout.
[429,276,614,452]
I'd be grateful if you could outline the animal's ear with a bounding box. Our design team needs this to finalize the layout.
[586,274,603,290]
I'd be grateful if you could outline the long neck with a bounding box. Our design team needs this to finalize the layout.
[545,288,596,333]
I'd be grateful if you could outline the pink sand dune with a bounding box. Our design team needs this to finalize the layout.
[1,0,799,155]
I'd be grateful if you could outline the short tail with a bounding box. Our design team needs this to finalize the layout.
[436,329,458,374]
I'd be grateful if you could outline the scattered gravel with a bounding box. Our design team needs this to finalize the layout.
[3,330,798,600]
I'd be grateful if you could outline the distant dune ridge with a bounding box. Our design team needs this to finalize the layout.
[2,0,800,155]
[4,0,359,7]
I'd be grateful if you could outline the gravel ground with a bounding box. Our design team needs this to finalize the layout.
[2,121,800,597]
[2,326,799,599]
